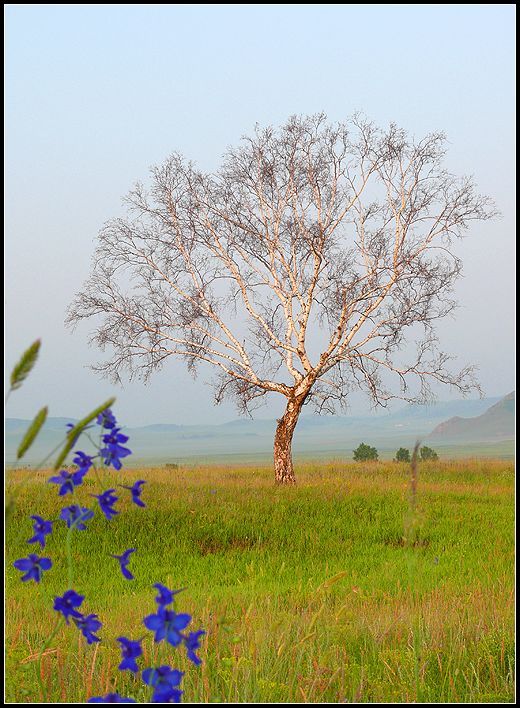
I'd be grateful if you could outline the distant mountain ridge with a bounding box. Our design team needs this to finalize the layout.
[427,392,514,442]
[5,393,514,465]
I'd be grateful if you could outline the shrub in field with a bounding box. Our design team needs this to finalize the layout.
[420,445,439,461]
[394,447,411,463]
[353,442,379,462]
[7,342,205,703]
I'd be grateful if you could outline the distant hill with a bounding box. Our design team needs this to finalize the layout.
[427,392,515,443]
[5,393,514,465]
[5,417,76,433]
[392,396,502,421]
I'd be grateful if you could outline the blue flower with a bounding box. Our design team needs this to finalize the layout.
[53,589,85,624]
[100,428,132,471]
[27,515,54,548]
[13,554,52,583]
[183,630,206,666]
[117,636,143,673]
[73,450,94,474]
[142,666,183,703]
[48,468,88,496]
[152,583,185,607]
[110,548,136,580]
[143,607,192,646]
[88,693,136,703]
[74,613,102,644]
[120,480,146,508]
[92,489,119,520]
[151,689,181,703]
[60,505,95,530]
[96,408,117,429]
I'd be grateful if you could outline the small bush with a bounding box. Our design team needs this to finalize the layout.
[394,447,411,463]
[420,445,439,461]
[353,442,379,462]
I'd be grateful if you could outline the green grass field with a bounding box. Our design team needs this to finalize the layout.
[5,460,515,703]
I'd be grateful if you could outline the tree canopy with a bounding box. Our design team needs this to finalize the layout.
[68,114,495,483]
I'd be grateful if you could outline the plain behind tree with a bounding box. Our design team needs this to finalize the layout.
[67,114,496,484]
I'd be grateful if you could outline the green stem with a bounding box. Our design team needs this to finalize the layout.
[66,518,80,587]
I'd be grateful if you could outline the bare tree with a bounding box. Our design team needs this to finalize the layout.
[67,114,496,484]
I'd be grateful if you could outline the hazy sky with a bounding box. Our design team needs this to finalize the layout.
[5,4,515,426]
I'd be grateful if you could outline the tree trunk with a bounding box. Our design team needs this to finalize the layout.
[274,397,304,484]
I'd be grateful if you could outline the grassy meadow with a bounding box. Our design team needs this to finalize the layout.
[5,459,515,703]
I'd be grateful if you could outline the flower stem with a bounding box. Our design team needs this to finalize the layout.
[66,522,75,587]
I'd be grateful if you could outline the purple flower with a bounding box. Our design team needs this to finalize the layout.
[183,630,206,666]
[88,694,136,703]
[96,408,117,429]
[60,505,95,530]
[142,666,183,703]
[110,548,136,580]
[73,450,94,474]
[100,428,132,471]
[13,554,52,583]
[153,583,185,607]
[117,636,143,673]
[150,688,182,704]
[74,613,102,644]
[27,515,54,548]
[143,607,192,646]
[48,468,88,496]
[120,480,146,508]
[53,589,85,624]
[92,489,119,520]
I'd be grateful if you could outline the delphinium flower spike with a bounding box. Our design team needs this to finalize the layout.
[13,554,52,583]
[119,480,146,508]
[74,613,102,644]
[100,428,132,470]
[53,589,85,623]
[183,630,206,666]
[143,606,192,647]
[73,450,94,474]
[111,548,136,580]
[92,489,119,520]
[60,505,94,530]
[117,636,143,672]
[146,583,206,665]
[48,468,88,496]
[97,408,117,429]
[153,583,185,607]
[142,666,184,703]
[88,693,136,703]
[27,515,54,548]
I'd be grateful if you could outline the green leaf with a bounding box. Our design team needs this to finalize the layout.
[10,340,41,391]
[53,397,116,470]
[17,406,48,459]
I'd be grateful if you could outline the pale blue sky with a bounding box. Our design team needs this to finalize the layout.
[5,4,515,425]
